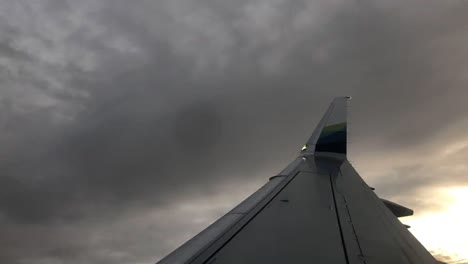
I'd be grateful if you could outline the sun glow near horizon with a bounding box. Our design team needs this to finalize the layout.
[404,186,468,262]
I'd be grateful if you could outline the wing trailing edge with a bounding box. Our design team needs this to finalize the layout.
[381,198,414,217]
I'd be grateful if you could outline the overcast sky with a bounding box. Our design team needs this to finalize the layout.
[1,0,468,263]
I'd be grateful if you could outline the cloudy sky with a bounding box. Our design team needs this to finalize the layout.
[1,0,468,263]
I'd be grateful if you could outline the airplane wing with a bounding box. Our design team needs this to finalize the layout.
[158,97,439,264]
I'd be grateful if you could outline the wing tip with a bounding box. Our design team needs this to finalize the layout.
[302,96,350,156]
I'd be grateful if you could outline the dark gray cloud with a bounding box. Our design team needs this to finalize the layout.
[1,0,468,263]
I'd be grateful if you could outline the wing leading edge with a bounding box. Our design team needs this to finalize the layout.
[157,97,438,264]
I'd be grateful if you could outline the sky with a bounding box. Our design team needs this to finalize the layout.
[0,0,468,263]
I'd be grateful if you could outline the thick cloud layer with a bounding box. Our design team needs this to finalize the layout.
[1,0,468,263]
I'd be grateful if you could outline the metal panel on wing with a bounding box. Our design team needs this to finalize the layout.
[206,171,347,264]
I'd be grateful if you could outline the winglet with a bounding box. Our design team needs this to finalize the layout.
[302,97,350,156]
